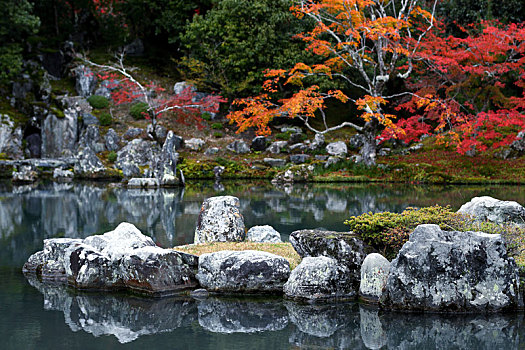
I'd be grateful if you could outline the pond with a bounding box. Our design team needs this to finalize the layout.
[1,180,524,349]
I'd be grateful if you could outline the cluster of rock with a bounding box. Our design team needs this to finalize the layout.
[24,195,525,314]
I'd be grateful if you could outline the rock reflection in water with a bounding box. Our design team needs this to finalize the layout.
[26,276,196,344]
[25,274,525,348]
[197,298,288,334]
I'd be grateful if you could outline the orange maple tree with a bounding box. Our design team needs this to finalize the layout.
[228,0,438,165]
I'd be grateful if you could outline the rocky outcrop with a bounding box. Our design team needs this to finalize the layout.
[41,109,78,158]
[308,133,325,151]
[104,128,121,151]
[12,165,38,183]
[326,141,347,156]
[0,114,23,159]
[53,168,74,181]
[74,147,106,178]
[284,256,356,301]
[226,140,250,154]
[79,125,105,153]
[359,253,390,303]
[197,250,290,293]
[23,222,199,296]
[289,154,310,164]
[198,298,288,333]
[152,131,181,186]
[194,196,245,244]
[458,196,525,225]
[246,225,282,243]
[116,139,159,177]
[381,224,523,312]
[267,141,288,154]
[73,65,96,97]
[122,127,143,140]
[264,158,286,167]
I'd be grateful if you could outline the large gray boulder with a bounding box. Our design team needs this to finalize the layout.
[246,225,282,243]
[251,136,268,151]
[284,256,356,301]
[152,131,181,186]
[0,114,23,159]
[197,298,288,334]
[359,253,390,303]
[41,109,78,158]
[458,196,525,225]
[74,147,106,178]
[196,250,290,293]
[24,222,198,295]
[194,196,245,244]
[381,224,523,312]
[308,133,325,151]
[116,139,159,177]
[79,125,105,153]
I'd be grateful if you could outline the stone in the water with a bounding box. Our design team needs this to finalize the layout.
[360,306,387,349]
[24,222,199,295]
[197,250,290,293]
[246,225,282,243]
[380,224,523,312]
[359,253,390,303]
[194,196,245,244]
[152,130,181,186]
[12,165,38,183]
[53,168,74,181]
[116,139,159,177]
[284,256,356,302]
[190,288,209,299]
[457,196,525,225]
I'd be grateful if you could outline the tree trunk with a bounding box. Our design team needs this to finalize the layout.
[359,119,378,166]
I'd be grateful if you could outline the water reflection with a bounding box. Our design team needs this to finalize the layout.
[1,181,524,268]
[25,275,525,348]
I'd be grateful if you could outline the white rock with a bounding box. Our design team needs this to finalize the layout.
[359,253,390,303]
[246,225,282,243]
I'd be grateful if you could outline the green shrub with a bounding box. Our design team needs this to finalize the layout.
[211,122,223,130]
[107,151,117,163]
[87,95,110,109]
[345,205,525,260]
[201,112,212,121]
[98,112,112,126]
[130,102,149,120]
[275,131,291,140]
[213,131,223,138]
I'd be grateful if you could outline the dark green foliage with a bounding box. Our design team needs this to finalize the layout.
[345,205,525,259]
[181,0,312,97]
[201,112,212,121]
[275,132,292,141]
[211,122,223,130]
[87,95,109,109]
[213,131,222,138]
[98,112,112,126]
[0,0,39,82]
[130,102,149,120]
[107,151,117,163]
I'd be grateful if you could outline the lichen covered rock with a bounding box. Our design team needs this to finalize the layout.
[194,196,245,244]
[246,225,282,243]
[284,256,356,301]
[381,224,523,312]
[458,196,525,225]
[197,250,290,293]
[359,253,390,303]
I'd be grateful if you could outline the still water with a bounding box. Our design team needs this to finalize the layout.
[1,180,524,349]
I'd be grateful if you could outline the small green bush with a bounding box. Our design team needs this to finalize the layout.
[130,102,149,120]
[345,205,525,260]
[87,95,109,109]
[107,151,117,163]
[98,112,112,126]
[275,131,292,140]
[213,131,223,138]
[211,122,223,130]
[201,112,212,121]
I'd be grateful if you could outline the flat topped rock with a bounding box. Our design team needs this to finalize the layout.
[197,250,290,294]
[380,224,522,312]
[194,196,245,244]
